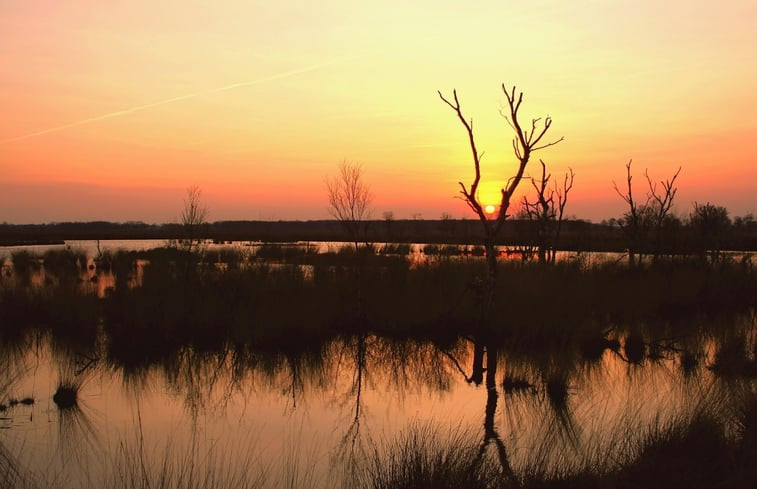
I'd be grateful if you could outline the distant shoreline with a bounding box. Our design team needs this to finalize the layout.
[0,239,66,247]
[2,219,757,253]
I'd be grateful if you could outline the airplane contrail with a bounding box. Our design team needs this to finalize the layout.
[0,59,348,145]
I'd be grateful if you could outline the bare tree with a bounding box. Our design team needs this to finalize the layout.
[521,160,575,264]
[614,161,681,265]
[326,160,374,250]
[646,166,681,262]
[180,185,209,255]
[552,167,575,264]
[689,202,731,260]
[613,160,648,267]
[438,85,563,307]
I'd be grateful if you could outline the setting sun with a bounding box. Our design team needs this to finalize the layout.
[484,204,496,215]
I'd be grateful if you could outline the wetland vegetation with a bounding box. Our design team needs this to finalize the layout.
[1,239,756,488]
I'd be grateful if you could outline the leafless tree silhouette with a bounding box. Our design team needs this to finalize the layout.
[646,166,681,261]
[176,185,208,255]
[326,160,373,250]
[439,85,563,308]
[690,201,731,260]
[613,160,647,267]
[521,160,575,263]
[614,161,681,265]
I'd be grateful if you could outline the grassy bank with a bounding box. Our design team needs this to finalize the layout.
[2,246,756,362]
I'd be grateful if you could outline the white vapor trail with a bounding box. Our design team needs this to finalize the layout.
[0,59,346,145]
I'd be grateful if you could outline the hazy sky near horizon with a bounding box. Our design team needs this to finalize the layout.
[2,0,756,224]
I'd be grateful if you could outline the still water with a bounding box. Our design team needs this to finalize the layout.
[0,239,624,267]
[1,327,751,488]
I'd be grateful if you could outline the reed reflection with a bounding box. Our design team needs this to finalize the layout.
[0,305,755,487]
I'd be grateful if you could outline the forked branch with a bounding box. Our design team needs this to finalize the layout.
[497,85,564,235]
[646,166,681,220]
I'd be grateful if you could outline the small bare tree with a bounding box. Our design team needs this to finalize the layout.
[552,167,575,263]
[614,161,680,265]
[646,166,681,262]
[326,160,374,250]
[689,202,731,260]
[613,160,647,267]
[438,85,563,306]
[521,160,575,263]
[178,185,208,255]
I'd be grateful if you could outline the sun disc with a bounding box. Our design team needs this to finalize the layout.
[485,204,495,215]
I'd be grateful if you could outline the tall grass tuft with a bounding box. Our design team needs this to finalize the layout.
[107,436,270,489]
[350,422,505,489]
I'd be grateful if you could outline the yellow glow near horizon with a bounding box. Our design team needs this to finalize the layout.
[2,0,757,223]
[484,205,496,215]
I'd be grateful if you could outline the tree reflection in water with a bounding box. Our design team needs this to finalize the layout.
[0,315,755,487]
[462,341,517,483]
[332,333,371,479]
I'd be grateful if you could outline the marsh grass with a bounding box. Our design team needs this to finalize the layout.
[81,247,754,378]
[6,246,756,380]
[2,248,101,347]
[106,435,269,489]
[5,423,321,489]
[710,332,757,378]
[379,243,412,255]
[515,388,757,489]
[0,444,37,489]
[0,345,37,489]
[41,248,87,281]
[9,246,757,337]
[350,422,505,489]
[347,407,757,489]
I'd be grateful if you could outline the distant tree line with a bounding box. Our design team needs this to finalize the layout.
[2,216,755,253]
[604,160,756,263]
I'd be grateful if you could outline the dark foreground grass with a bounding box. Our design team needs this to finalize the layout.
[349,392,757,489]
[351,423,504,489]
[5,407,757,489]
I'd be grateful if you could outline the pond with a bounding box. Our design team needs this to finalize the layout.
[1,322,755,488]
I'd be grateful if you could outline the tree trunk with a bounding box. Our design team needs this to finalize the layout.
[485,240,497,311]
[537,245,547,264]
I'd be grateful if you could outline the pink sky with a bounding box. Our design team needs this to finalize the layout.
[2,0,756,223]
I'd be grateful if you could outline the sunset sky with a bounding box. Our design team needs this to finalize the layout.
[2,0,756,224]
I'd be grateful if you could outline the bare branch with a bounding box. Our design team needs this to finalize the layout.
[644,165,682,260]
[439,89,487,224]
[532,135,565,152]
[612,159,635,207]
[556,167,575,218]
[495,84,564,236]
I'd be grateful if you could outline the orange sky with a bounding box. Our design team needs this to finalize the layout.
[2,0,756,223]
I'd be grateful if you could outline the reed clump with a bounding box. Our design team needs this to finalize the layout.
[350,423,504,489]
[52,383,78,410]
